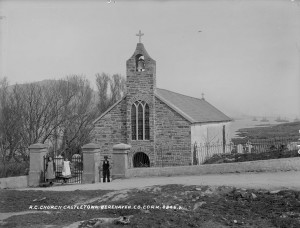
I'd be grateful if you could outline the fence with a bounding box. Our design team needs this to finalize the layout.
[127,138,299,168]
[196,138,299,164]
[43,154,83,184]
[195,143,234,165]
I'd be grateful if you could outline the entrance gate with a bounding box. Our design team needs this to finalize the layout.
[43,155,83,184]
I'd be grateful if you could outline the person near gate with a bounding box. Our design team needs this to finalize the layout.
[62,157,72,183]
[46,156,56,186]
[102,155,111,182]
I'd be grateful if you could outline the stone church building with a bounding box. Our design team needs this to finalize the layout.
[93,38,232,167]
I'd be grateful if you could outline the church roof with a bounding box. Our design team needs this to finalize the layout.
[93,88,232,124]
[155,88,232,123]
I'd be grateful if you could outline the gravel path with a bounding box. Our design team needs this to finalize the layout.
[19,171,300,192]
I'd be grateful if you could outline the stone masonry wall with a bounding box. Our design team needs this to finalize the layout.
[92,99,127,160]
[93,43,192,168]
[126,157,300,178]
[126,43,156,166]
[155,97,191,166]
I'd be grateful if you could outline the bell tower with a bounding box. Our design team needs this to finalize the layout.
[126,30,156,97]
[126,30,156,147]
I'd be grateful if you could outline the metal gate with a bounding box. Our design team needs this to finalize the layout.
[43,154,83,184]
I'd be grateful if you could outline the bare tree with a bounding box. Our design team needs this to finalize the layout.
[0,78,24,163]
[95,73,110,114]
[0,72,128,164]
[95,73,126,114]
[60,75,97,158]
[0,75,98,162]
[14,81,78,159]
[109,74,126,106]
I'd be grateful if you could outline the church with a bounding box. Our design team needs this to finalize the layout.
[92,31,232,167]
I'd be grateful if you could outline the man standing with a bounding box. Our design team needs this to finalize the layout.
[102,156,110,182]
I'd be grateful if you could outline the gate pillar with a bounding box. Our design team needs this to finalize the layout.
[112,143,131,179]
[28,143,48,187]
[82,143,100,184]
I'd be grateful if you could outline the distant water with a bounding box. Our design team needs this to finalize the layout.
[229,117,291,138]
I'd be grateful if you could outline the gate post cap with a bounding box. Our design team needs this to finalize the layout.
[113,143,131,150]
[29,143,47,149]
[82,143,100,149]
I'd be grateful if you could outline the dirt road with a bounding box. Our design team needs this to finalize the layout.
[21,171,300,191]
[4,171,300,227]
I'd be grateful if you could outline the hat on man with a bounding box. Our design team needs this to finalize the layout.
[104,155,108,159]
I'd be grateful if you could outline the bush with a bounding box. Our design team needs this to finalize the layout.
[0,161,29,178]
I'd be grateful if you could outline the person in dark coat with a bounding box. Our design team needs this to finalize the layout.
[46,156,56,186]
[102,156,110,182]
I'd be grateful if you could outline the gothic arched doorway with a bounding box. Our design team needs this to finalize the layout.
[133,152,150,168]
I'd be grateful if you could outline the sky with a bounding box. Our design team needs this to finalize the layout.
[0,0,299,119]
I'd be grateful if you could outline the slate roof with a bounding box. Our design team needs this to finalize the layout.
[93,88,232,124]
[155,88,232,124]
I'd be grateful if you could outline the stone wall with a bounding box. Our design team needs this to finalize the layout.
[93,96,192,168]
[0,176,28,189]
[126,94,155,167]
[126,157,300,178]
[93,43,192,167]
[93,99,127,159]
[125,43,156,165]
[154,97,191,166]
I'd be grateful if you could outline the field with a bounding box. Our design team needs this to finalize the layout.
[1,185,300,228]
[204,121,300,164]
[234,121,300,142]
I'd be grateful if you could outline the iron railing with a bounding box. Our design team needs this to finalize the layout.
[43,154,83,184]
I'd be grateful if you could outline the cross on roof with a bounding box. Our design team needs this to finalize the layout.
[136,30,144,43]
[201,93,205,99]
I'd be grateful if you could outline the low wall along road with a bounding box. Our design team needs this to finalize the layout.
[0,176,28,189]
[2,157,300,189]
[125,157,300,178]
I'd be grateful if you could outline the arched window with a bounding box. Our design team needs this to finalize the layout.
[131,100,149,140]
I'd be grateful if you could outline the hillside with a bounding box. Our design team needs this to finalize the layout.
[235,121,300,141]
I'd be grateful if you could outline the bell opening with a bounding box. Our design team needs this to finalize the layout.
[136,54,145,72]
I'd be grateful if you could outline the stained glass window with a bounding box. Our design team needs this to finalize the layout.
[131,105,136,140]
[138,104,143,140]
[131,100,150,140]
[145,104,150,140]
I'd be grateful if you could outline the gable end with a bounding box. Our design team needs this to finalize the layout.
[92,96,126,124]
